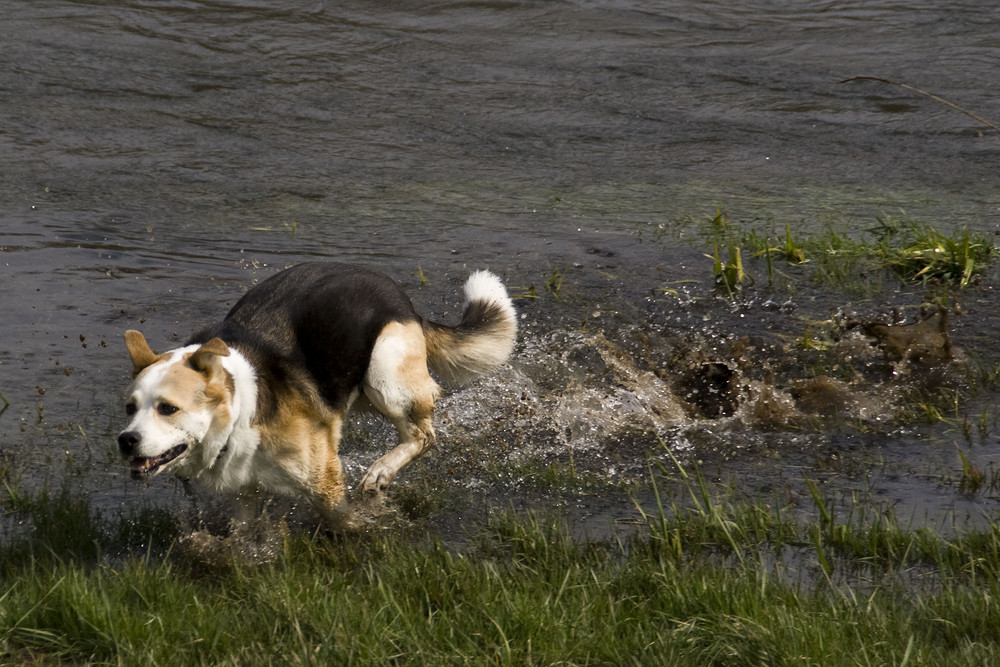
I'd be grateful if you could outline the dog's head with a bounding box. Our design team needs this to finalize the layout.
[118,331,234,480]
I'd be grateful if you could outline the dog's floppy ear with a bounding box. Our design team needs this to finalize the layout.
[125,330,162,376]
[189,338,230,375]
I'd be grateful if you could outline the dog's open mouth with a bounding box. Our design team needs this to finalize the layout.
[129,443,188,480]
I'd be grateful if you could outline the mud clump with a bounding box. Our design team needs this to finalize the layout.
[790,376,860,418]
[856,307,967,388]
[677,361,738,419]
[174,516,288,568]
[863,308,952,365]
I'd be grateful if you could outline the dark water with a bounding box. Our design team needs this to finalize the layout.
[2,0,1000,533]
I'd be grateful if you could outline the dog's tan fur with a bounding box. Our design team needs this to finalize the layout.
[253,390,349,523]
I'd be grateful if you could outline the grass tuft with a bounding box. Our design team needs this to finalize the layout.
[690,212,995,297]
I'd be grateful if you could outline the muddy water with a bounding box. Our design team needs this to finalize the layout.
[2,1,1000,534]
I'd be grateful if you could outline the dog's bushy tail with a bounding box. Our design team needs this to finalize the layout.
[423,270,517,384]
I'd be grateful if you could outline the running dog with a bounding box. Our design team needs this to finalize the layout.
[117,262,517,526]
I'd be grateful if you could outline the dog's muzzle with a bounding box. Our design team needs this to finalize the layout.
[118,431,188,479]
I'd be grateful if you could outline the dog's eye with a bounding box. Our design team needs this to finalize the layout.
[157,403,180,416]
[125,403,137,416]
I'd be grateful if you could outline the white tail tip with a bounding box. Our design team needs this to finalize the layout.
[464,270,515,318]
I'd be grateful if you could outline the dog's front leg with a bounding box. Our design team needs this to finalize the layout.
[302,414,366,530]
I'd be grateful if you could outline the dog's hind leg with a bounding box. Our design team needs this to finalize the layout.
[359,322,441,494]
[358,401,436,494]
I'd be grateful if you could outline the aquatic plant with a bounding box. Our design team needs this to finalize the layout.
[509,284,539,299]
[748,224,808,265]
[545,267,568,297]
[709,244,749,298]
[738,223,806,290]
[805,217,994,290]
[956,447,987,495]
[690,213,994,296]
[782,224,808,264]
[870,216,993,288]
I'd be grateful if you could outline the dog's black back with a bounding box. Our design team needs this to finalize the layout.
[189,263,420,414]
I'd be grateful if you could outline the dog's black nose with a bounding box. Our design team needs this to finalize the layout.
[118,431,141,456]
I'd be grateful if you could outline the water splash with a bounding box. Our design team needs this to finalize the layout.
[424,308,968,487]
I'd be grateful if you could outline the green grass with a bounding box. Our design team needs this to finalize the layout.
[871,216,992,288]
[3,466,1000,665]
[695,212,995,297]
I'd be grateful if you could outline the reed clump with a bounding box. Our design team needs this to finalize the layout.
[697,212,994,297]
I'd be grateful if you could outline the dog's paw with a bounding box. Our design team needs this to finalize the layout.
[358,462,395,494]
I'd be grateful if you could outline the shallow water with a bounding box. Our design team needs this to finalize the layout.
[2,0,1000,534]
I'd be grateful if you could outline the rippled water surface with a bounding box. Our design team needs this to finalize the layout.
[2,0,1000,533]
